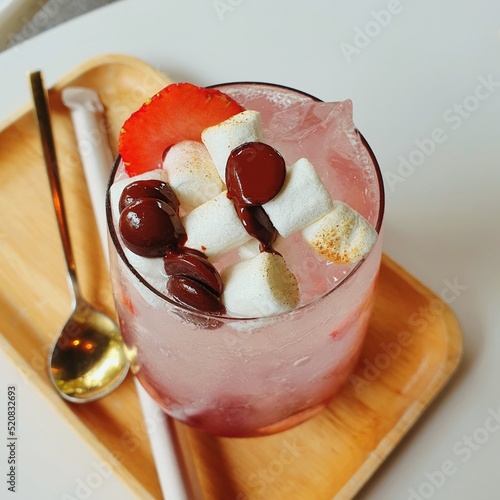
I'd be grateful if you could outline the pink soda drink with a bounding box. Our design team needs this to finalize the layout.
[106,82,384,437]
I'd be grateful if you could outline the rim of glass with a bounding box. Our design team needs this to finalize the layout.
[105,81,385,322]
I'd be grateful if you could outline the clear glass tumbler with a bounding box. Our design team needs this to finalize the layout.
[106,82,385,437]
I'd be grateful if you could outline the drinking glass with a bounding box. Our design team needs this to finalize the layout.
[106,82,385,437]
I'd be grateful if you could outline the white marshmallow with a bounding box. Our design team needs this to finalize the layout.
[182,191,251,258]
[109,169,170,224]
[221,252,299,318]
[201,110,264,180]
[163,140,223,211]
[123,248,166,292]
[237,238,261,260]
[263,158,333,238]
[302,201,377,263]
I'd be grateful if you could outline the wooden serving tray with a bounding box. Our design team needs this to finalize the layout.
[0,54,462,499]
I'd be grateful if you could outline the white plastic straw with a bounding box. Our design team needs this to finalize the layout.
[62,86,201,500]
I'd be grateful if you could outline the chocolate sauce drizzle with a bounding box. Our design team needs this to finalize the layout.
[118,180,226,315]
[225,142,285,252]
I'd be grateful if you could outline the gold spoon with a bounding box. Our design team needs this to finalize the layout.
[29,71,129,403]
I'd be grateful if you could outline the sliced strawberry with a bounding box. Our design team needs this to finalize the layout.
[118,83,245,176]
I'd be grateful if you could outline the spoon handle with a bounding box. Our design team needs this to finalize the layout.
[30,71,81,303]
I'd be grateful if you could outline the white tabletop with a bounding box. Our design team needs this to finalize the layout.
[0,1,499,498]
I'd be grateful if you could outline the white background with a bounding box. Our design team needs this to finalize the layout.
[0,0,499,498]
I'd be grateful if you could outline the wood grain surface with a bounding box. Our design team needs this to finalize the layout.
[0,55,462,499]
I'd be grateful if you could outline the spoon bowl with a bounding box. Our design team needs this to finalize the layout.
[30,70,129,403]
[50,299,128,403]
